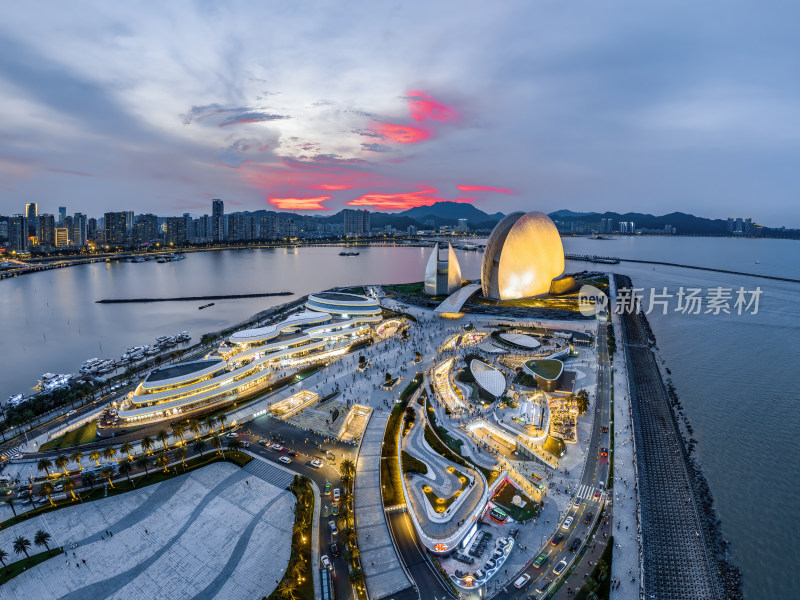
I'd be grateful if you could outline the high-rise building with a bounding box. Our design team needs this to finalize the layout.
[104,212,128,246]
[134,213,159,244]
[62,216,73,243]
[25,203,38,221]
[125,211,134,232]
[165,216,187,245]
[58,206,67,225]
[456,218,468,233]
[88,218,98,242]
[38,214,56,246]
[183,213,193,243]
[72,213,88,246]
[259,214,277,238]
[55,227,69,247]
[343,209,370,236]
[212,199,224,241]
[9,215,28,252]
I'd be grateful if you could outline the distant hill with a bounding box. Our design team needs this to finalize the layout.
[549,210,729,235]
[549,209,599,218]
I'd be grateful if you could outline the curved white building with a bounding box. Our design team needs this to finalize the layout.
[499,333,541,349]
[481,211,564,299]
[306,292,382,322]
[470,359,506,398]
[424,243,462,296]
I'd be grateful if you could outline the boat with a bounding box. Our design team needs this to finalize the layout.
[145,345,160,356]
[131,256,146,263]
[339,251,360,256]
[171,255,186,261]
[199,302,215,310]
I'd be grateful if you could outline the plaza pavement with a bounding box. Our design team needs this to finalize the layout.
[0,462,295,600]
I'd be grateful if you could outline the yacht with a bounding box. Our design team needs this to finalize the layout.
[145,345,160,355]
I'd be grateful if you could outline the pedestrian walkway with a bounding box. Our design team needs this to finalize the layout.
[243,457,295,489]
[354,408,413,600]
[574,484,602,500]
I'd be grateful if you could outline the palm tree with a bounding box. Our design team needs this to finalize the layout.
[120,442,133,460]
[54,454,70,476]
[70,450,84,472]
[226,437,243,458]
[4,496,17,518]
[203,416,216,434]
[216,414,228,431]
[118,459,133,484]
[135,455,150,476]
[100,465,115,488]
[188,419,202,438]
[13,536,31,560]
[141,436,154,455]
[193,439,207,457]
[63,478,78,501]
[212,436,223,456]
[172,422,186,444]
[103,446,117,462]
[37,457,53,477]
[39,482,56,506]
[0,548,9,570]
[155,452,170,473]
[175,448,186,469]
[276,579,299,600]
[341,459,355,482]
[34,530,52,554]
[82,471,97,491]
[156,429,170,451]
[89,449,102,466]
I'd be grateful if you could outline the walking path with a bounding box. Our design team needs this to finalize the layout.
[0,462,294,600]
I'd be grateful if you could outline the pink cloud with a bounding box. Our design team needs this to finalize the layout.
[406,91,459,122]
[456,184,514,194]
[368,122,430,144]
[268,195,332,210]
[346,188,472,210]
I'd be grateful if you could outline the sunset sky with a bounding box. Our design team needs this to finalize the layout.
[1,1,798,225]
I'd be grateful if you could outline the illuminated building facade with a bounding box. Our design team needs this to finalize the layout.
[481,211,565,300]
[424,243,462,295]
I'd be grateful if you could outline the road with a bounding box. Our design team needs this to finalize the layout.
[494,323,612,599]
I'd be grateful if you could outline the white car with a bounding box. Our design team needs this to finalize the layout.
[271,443,284,451]
[279,456,292,464]
[333,488,340,501]
[552,560,568,576]
[562,516,574,530]
[321,554,332,569]
[514,574,530,589]
[310,459,322,468]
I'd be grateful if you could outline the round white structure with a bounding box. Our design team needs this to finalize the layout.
[306,292,382,322]
[469,359,506,398]
[481,211,565,299]
[499,333,541,349]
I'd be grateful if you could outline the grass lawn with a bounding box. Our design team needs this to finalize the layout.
[380,400,408,507]
[0,547,64,586]
[422,466,469,514]
[524,359,563,380]
[401,450,428,475]
[40,421,98,451]
[491,480,540,522]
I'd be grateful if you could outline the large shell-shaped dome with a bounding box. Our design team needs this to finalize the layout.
[481,211,564,299]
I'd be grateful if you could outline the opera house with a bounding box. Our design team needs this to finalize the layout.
[424,243,462,296]
[481,211,565,300]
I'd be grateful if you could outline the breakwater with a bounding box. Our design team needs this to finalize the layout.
[615,274,743,599]
[96,292,293,303]
[567,254,800,284]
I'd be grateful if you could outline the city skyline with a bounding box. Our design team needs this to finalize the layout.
[1,2,799,225]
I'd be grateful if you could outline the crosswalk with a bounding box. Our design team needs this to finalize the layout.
[574,484,603,500]
[242,458,295,490]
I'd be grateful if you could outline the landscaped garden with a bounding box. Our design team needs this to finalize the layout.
[421,466,470,513]
[490,480,541,522]
[524,359,563,380]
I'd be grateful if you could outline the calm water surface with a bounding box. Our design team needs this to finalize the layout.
[2,237,799,599]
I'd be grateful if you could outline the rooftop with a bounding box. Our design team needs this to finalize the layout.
[145,359,224,383]
[524,359,563,380]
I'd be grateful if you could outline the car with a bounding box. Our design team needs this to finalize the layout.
[552,560,568,576]
[279,456,292,464]
[584,512,594,524]
[325,483,332,495]
[271,443,284,451]
[536,578,553,594]
[310,459,322,468]
[333,488,340,501]
[241,441,250,448]
[573,497,581,509]
[601,426,609,434]
[562,516,573,530]
[332,505,339,516]
[258,439,268,445]
[288,450,298,457]
[600,447,608,457]
[533,552,548,568]
[593,490,602,500]
[66,409,76,416]
[329,542,340,556]
[514,574,530,589]
[568,537,582,552]
[329,520,338,535]
[321,554,332,569]
[227,432,238,438]
[550,533,564,546]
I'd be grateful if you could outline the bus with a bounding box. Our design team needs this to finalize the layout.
[488,506,508,524]
[320,567,335,600]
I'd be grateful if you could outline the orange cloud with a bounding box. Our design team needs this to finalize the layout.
[407,91,459,122]
[346,188,472,210]
[369,122,430,143]
[313,183,354,190]
[268,196,331,210]
[456,185,514,194]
